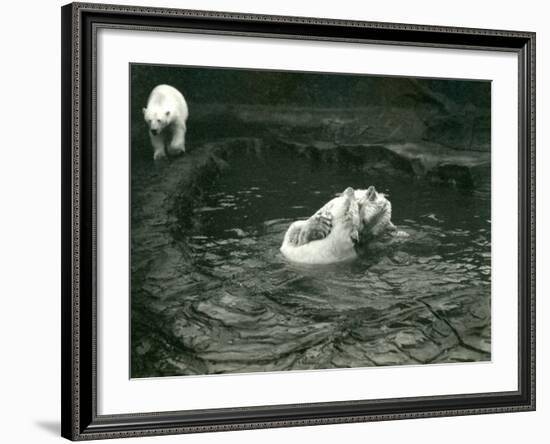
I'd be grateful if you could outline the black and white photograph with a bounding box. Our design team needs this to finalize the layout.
[130,64,492,378]
[1,0,544,443]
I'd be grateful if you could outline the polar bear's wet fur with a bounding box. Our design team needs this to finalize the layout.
[143,85,189,160]
[280,186,397,265]
[281,187,360,265]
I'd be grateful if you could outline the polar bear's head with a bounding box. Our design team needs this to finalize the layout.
[357,186,393,236]
[142,106,172,136]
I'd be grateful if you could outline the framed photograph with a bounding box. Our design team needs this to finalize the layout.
[61,2,536,440]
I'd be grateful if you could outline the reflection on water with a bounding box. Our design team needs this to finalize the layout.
[131,147,491,377]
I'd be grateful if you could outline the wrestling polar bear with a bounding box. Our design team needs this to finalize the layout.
[143,84,189,160]
[280,186,399,265]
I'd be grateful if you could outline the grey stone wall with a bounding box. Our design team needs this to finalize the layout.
[131,64,490,155]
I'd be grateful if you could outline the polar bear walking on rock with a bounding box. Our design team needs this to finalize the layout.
[143,84,188,160]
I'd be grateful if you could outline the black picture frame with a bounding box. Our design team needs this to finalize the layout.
[61,2,536,440]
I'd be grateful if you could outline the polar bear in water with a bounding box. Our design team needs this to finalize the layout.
[280,186,398,265]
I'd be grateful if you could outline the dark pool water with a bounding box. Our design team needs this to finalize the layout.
[131,145,491,377]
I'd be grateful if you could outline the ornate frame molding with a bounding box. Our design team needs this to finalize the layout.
[61,2,535,440]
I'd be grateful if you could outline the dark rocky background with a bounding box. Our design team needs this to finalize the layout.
[131,64,490,159]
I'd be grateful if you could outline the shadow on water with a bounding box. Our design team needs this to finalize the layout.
[131,140,491,378]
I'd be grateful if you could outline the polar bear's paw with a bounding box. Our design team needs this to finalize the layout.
[297,211,333,246]
[168,143,186,156]
[153,149,167,161]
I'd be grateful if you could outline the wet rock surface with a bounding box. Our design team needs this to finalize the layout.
[131,138,491,378]
[274,139,489,189]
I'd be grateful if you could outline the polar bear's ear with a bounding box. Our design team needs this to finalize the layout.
[366,186,377,201]
[142,107,147,116]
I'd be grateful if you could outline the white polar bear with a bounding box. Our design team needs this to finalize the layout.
[143,84,189,160]
[281,187,361,265]
[280,186,399,265]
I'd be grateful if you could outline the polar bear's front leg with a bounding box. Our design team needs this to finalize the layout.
[168,123,186,155]
[150,133,166,160]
